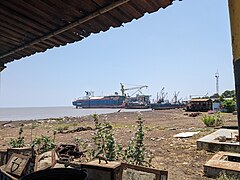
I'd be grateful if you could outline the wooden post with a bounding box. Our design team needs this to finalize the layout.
[228,0,240,142]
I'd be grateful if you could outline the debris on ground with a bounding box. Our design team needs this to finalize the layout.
[56,144,84,163]
[189,112,201,117]
[58,126,93,134]
[0,145,168,180]
[173,131,200,138]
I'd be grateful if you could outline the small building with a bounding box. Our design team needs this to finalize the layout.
[186,98,212,112]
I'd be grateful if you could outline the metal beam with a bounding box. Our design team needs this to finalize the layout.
[228,0,240,141]
[0,62,6,72]
[0,0,130,60]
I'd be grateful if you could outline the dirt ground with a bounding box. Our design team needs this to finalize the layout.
[0,109,238,180]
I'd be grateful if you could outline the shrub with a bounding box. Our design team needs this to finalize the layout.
[202,115,215,127]
[122,113,154,167]
[89,113,153,167]
[31,133,56,154]
[222,99,236,113]
[9,124,25,148]
[91,114,116,161]
[202,112,223,127]
[217,172,239,180]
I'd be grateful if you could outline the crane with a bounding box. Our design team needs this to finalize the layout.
[157,87,168,103]
[120,83,148,97]
[171,91,180,104]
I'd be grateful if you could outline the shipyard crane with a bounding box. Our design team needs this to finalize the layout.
[171,91,180,103]
[120,83,148,97]
[157,87,168,103]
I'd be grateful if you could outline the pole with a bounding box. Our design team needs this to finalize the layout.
[228,0,240,142]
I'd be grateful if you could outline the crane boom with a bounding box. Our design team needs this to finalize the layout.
[120,83,148,96]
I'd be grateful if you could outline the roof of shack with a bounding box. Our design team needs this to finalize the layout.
[0,0,174,67]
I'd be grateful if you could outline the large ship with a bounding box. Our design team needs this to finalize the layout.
[72,83,150,109]
[151,89,185,110]
[125,94,151,109]
[72,91,126,108]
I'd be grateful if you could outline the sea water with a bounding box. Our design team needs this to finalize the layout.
[0,106,149,121]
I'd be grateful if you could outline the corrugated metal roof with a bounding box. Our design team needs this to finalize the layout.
[0,0,174,68]
[190,99,212,102]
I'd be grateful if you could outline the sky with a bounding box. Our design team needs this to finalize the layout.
[0,0,235,107]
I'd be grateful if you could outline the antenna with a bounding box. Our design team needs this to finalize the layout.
[215,71,219,94]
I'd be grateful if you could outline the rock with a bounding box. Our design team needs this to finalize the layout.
[168,127,177,130]
[233,111,237,115]
[3,124,13,128]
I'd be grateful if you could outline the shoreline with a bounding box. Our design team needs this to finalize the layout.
[0,106,150,121]
[0,109,237,179]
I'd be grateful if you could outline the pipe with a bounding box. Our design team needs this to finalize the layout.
[0,0,130,60]
[228,0,240,142]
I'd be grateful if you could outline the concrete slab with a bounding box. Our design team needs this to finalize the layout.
[197,129,240,153]
[204,151,240,178]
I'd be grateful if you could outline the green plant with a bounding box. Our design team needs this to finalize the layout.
[123,113,154,167]
[91,114,116,161]
[133,114,145,165]
[89,113,154,167]
[9,124,25,148]
[75,137,88,151]
[221,90,235,99]
[56,125,69,133]
[217,172,239,180]
[223,99,236,113]
[31,133,56,154]
[202,112,223,127]
[30,122,38,143]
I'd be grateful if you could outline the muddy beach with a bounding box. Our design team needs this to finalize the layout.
[0,109,237,180]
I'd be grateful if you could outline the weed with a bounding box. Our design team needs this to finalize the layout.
[123,113,154,167]
[31,132,56,154]
[202,112,223,127]
[75,137,88,151]
[202,115,215,127]
[56,125,69,133]
[9,124,25,148]
[91,114,116,161]
[87,113,154,167]
[217,172,239,180]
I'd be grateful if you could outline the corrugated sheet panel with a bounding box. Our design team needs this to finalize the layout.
[0,0,174,65]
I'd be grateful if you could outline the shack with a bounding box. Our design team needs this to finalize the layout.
[186,98,212,112]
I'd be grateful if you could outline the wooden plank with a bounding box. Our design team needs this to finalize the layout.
[4,153,29,177]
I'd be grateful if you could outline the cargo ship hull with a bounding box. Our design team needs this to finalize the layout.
[151,103,184,110]
[72,95,126,108]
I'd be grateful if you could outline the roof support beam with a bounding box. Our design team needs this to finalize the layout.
[0,62,6,72]
[0,0,130,60]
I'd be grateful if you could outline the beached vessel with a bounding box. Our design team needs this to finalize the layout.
[151,89,184,110]
[151,102,184,110]
[72,91,126,108]
[125,94,151,109]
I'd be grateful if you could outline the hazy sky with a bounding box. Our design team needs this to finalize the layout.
[0,0,235,107]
